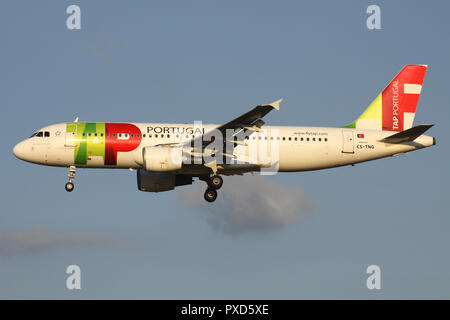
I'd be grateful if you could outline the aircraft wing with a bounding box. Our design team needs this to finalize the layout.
[183,98,282,149]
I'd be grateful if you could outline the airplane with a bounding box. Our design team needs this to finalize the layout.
[13,65,435,202]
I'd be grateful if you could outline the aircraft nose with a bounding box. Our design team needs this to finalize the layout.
[13,141,26,160]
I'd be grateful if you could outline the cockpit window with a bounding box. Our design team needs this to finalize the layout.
[30,131,50,138]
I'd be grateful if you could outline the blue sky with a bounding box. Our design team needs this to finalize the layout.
[1,0,449,299]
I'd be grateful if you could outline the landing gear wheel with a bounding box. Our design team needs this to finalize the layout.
[208,175,223,190]
[65,166,76,193]
[65,182,74,192]
[204,188,218,202]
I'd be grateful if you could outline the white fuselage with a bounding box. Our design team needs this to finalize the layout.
[13,123,435,174]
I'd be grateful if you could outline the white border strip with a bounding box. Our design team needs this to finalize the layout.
[404,84,422,94]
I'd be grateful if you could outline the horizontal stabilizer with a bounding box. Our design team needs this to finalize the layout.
[380,124,434,144]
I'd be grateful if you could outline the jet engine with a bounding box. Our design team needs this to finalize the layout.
[137,169,192,192]
[142,146,183,172]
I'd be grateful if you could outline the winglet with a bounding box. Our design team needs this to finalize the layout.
[267,98,283,111]
[74,117,79,123]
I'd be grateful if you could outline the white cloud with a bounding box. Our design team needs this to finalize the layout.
[0,228,116,256]
[178,174,315,234]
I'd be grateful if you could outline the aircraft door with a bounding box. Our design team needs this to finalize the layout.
[342,130,354,153]
[65,129,77,147]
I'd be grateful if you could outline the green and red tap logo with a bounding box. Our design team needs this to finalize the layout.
[66,123,142,165]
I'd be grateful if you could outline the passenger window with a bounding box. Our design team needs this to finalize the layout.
[282,137,286,141]
[325,138,328,142]
[312,138,316,141]
[288,137,291,141]
[307,138,310,141]
[295,137,297,141]
[318,138,321,141]
[167,134,170,138]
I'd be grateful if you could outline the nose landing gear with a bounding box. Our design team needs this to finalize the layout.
[65,166,76,192]
[203,175,223,202]
[65,182,74,192]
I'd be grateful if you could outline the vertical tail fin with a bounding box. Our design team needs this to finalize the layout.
[345,65,428,132]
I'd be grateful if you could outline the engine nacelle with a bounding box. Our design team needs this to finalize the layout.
[137,170,192,192]
[142,146,183,172]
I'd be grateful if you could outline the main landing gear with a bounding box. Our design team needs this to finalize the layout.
[203,175,223,203]
[65,166,76,192]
